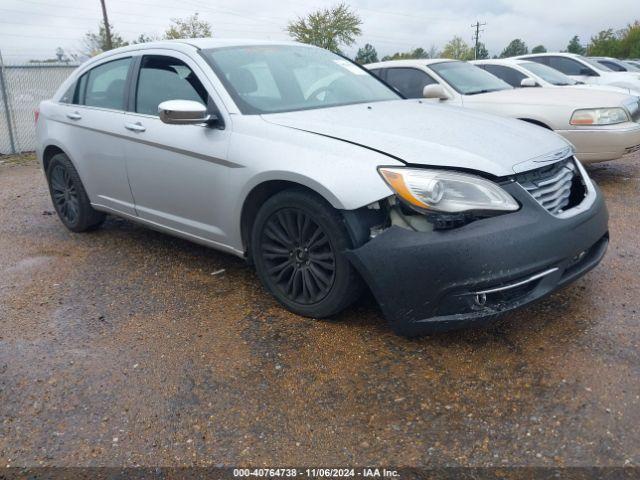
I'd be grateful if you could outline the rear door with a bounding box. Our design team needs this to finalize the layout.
[58,55,137,215]
[121,51,233,246]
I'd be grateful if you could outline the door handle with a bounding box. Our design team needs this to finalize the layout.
[66,111,82,120]
[124,122,146,133]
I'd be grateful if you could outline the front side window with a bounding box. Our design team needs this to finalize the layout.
[519,62,577,86]
[135,55,209,116]
[384,68,437,98]
[201,45,400,114]
[549,57,598,76]
[429,61,512,95]
[480,65,528,88]
[79,57,132,110]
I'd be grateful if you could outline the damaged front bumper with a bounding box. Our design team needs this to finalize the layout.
[345,182,609,336]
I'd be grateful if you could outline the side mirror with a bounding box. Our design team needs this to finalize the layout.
[158,100,215,125]
[520,78,538,88]
[422,84,450,100]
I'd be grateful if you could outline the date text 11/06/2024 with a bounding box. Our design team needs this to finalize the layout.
[232,468,400,477]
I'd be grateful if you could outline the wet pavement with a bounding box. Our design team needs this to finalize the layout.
[0,153,638,468]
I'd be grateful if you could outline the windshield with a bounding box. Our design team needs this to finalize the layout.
[429,61,512,95]
[520,61,577,86]
[624,61,640,71]
[580,56,612,71]
[201,45,400,114]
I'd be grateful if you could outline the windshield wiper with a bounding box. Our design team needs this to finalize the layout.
[465,88,503,95]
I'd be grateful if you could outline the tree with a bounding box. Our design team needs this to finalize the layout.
[426,45,440,59]
[164,13,212,39]
[500,39,528,58]
[355,43,378,64]
[133,33,159,44]
[83,23,128,56]
[566,36,585,55]
[619,21,640,58]
[381,47,430,61]
[531,44,547,53]
[441,36,473,60]
[587,29,622,57]
[475,42,489,59]
[287,3,361,53]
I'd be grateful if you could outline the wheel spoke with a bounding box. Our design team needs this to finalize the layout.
[277,211,299,244]
[264,223,292,248]
[261,207,335,306]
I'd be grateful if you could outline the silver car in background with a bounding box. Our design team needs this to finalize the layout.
[36,40,609,335]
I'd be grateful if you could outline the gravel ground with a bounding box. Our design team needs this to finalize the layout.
[0,152,638,468]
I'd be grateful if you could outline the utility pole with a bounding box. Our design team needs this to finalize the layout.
[471,20,486,60]
[99,0,113,50]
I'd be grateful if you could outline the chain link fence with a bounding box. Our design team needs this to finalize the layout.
[1,62,79,155]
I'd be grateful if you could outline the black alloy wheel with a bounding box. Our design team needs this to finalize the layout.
[260,207,336,305]
[250,188,364,319]
[50,164,80,226]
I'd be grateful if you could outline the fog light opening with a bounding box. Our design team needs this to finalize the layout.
[474,293,487,307]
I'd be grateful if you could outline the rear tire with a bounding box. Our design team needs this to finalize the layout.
[46,153,106,232]
[250,188,363,318]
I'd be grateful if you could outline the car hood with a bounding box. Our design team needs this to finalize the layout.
[262,100,571,177]
[463,86,633,108]
[567,84,639,96]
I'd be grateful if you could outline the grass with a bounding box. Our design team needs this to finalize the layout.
[0,152,37,166]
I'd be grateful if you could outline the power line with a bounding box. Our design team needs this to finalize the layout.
[471,20,486,60]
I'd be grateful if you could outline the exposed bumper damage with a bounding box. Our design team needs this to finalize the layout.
[345,181,609,336]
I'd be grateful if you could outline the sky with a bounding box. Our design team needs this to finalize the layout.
[0,0,638,63]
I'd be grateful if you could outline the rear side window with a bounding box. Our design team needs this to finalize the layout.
[60,83,76,103]
[135,55,208,116]
[481,65,528,87]
[77,58,132,110]
[385,67,437,98]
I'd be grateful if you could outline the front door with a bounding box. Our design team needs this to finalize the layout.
[121,53,233,247]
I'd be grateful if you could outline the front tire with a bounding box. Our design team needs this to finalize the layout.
[250,188,363,318]
[46,153,105,232]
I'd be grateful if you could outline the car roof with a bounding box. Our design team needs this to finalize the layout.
[80,38,311,69]
[472,58,530,66]
[365,58,457,68]
[513,52,582,59]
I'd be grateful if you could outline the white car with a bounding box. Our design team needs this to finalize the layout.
[472,58,634,96]
[590,56,640,73]
[36,40,609,335]
[514,53,640,94]
[367,59,640,163]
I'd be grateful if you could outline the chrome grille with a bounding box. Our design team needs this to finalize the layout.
[517,159,577,214]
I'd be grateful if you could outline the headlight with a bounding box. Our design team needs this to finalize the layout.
[378,167,519,213]
[570,107,630,126]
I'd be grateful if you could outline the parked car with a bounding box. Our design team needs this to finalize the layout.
[589,56,640,72]
[36,40,609,336]
[367,59,640,163]
[625,60,640,70]
[472,58,635,96]
[514,53,640,94]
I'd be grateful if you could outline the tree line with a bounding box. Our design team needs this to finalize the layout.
[44,3,640,63]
